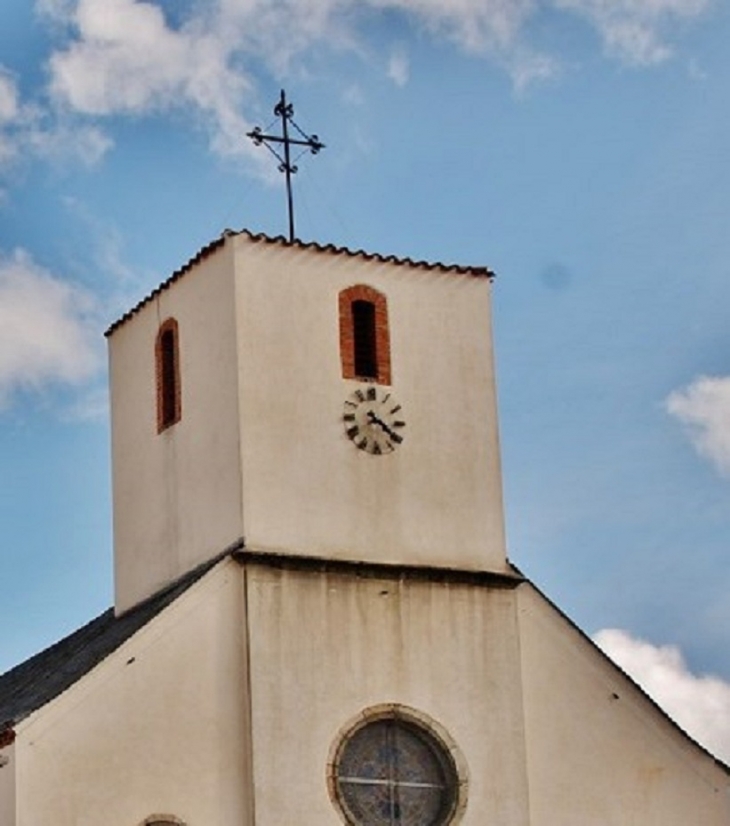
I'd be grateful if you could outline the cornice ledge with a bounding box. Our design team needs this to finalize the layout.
[232,547,523,589]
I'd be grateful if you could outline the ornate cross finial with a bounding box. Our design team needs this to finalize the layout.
[247,90,325,243]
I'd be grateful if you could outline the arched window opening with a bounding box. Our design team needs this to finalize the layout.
[156,318,181,432]
[339,285,391,385]
[141,817,186,826]
[160,329,177,422]
[352,300,377,379]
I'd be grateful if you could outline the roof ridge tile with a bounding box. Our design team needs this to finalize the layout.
[105,229,494,336]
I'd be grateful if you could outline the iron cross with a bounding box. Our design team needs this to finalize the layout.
[247,90,325,243]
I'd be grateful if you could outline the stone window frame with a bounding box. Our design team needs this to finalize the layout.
[155,317,182,433]
[140,816,186,826]
[327,703,469,826]
[339,285,392,385]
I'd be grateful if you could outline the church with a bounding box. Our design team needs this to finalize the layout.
[0,229,727,825]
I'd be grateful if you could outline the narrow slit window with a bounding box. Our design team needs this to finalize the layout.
[156,318,181,432]
[160,330,177,423]
[352,300,377,379]
[339,285,392,385]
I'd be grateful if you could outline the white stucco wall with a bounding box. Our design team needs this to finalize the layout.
[14,560,252,826]
[235,238,507,573]
[0,742,15,826]
[110,243,243,612]
[43,231,730,826]
[110,235,506,614]
[11,560,729,824]
[245,564,529,825]
[517,583,730,824]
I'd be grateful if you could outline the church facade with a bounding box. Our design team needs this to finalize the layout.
[0,231,727,825]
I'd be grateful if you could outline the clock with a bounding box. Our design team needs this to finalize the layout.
[343,386,406,454]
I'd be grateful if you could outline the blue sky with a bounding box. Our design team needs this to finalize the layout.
[2,0,730,760]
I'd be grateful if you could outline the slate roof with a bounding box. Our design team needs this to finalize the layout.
[0,554,225,731]
[2,548,726,776]
[105,229,495,336]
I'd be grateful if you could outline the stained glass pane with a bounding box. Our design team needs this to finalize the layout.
[339,720,390,780]
[397,786,447,825]
[340,780,395,825]
[392,725,446,786]
[335,717,457,826]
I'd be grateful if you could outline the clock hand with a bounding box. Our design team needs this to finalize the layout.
[366,410,382,427]
[367,410,397,440]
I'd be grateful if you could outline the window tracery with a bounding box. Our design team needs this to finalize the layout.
[329,707,465,826]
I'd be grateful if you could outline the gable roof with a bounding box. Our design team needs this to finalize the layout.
[105,229,495,336]
[0,554,225,731]
[5,546,724,778]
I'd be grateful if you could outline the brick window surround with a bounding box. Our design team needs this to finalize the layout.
[339,285,392,385]
[155,317,181,433]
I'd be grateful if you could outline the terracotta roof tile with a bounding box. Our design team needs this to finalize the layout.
[105,230,495,336]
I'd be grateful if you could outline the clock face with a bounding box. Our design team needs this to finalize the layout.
[343,386,406,455]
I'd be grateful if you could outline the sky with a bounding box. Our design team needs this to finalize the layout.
[1,0,730,762]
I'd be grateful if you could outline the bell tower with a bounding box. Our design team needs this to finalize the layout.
[9,229,728,826]
[107,231,507,612]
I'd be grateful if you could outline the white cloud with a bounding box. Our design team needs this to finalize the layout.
[0,60,112,172]
[50,0,204,115]
[666,375,730,475]
[61,196,138,284]
[387,47,410,86]
[371,0,535,53]
[0,71,25,166]
[595,628,730,763]
[29,121,113,167]
[36,0,712,158]
[45,0,254,157]
[687,57,708,80]
[40,0,542,141]
[554,0,711,65]
[0,250,101,407]
[35,0,76,19]
[0,72,19,123]
[508,48,560,92]
[62,384,110,421]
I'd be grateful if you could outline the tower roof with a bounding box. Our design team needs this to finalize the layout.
[105,229,495,337]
